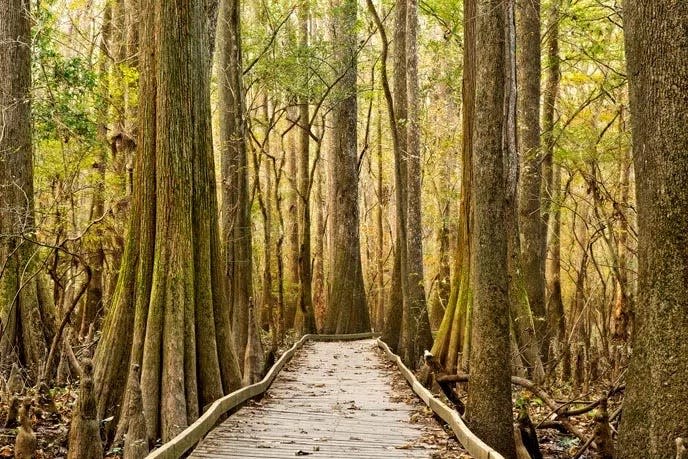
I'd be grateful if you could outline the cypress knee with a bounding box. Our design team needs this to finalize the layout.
[14,399,37,459]
[124,365,148,459]
[68,358,103,459]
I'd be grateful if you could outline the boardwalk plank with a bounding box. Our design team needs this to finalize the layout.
[190,340,468,458]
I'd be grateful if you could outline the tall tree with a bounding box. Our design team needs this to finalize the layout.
[384,0,409,350]
[82,1,113,339]
[295,0,317,334]
[374,97,386,333]
[504,0,544,382]
[94,0,242,442]
[0,0,49,376]
[324,0,370,334]
[516,0,546,353]
[366,0,400,339]
[610,143,632,344]
[617,2,688,457]
[284,128,300,330]
[429,0,475,374]
[400,0,432,366]
[216,0,253,361]
[466,0,515,456]
[312,132,327,329]
[542,0,564,367]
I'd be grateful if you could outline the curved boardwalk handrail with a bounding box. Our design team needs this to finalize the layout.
[146,332,378,459]
[147,332,504,459]
[376,339,505,459]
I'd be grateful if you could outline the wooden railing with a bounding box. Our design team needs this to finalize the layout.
[376,339,505,459]
[147,332,504,459]
[146,332,378,458]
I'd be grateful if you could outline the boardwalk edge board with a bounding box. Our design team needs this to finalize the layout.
[375,338,506,459]
[145,332,378,459]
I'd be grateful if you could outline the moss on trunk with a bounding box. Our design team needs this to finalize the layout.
[94,0,242,443]
[617,2,688,457]
[324,0,370,335]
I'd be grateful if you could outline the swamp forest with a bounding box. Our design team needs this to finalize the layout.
[0,0,686,458]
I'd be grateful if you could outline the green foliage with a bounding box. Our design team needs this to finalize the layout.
[32,4,99,144]
[420,0,463,43]
[552,0,628,167]
[29,0,112,247]
[244,2,330,105]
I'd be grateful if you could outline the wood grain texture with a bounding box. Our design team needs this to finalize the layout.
[376,339,504,459]
[147,334,376,458]
[190,340,466,458]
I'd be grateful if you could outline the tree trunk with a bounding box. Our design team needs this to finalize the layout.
[384,0,409,351]
[254,96,274,333]
[284,128,299,330]
[569,201,591,363]
[295,1,316,335]
[82,3,112,340]
[516,0,546,355]
[324,0,370,334]
[429,0,475,374]
[94,0,242,443]
[547,164,567,376]
[466,0,516,456]
[67,359,103,459]
[428,212,451,331]
[274,150,287,338]
[96,1,141,418]
[400,0,433,366]
[375,98,386,333]
[542,0,563,367]
[611,142,632,343]
[312,137,326,330]
[217,0,254,362]
[617,2,688,457]
[0,0,49,377]
[366,0,401,345]
[504,0,544,383]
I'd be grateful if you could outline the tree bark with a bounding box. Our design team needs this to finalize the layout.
[295,0,316,334]
[95,0,242,442]
[375,97,386,333]
[312,135,326,330]
[0,0,49,377]
[324,0,370,334]
[82,3,113,340]
[546,164,567,376]
[400,0,433,366]
[516,0,547,355]
[366,0,401,344]
[466,0,516,456]
[542,0,563,367]
[617,2,688,457]
[429,0,475,374]
[94,0,156,433]
[611,141,632,343]
[254,96,275,333]
[216,0,253,362]
[384,0,409,351]
[284,127,300,331]
[504,0,544,383]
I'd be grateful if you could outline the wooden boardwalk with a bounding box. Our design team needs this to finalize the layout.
[190,339,468,458]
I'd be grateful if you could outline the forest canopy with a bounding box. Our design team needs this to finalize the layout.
[1,0,686,458]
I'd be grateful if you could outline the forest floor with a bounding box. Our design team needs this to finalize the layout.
[0,384,76,458]
[0,336,618,458]
[441,371,622,458]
